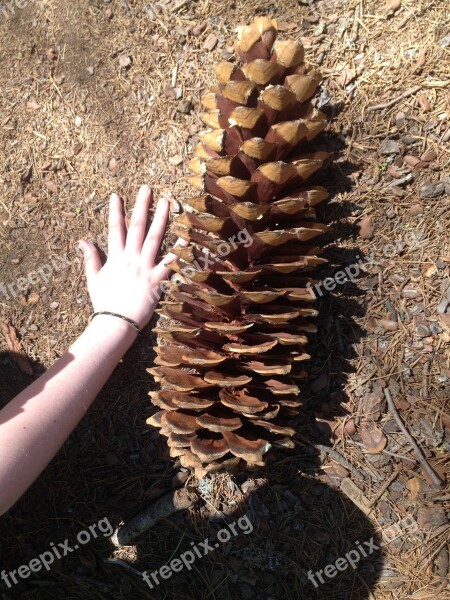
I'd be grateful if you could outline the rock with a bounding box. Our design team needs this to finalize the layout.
[415,324,430,337]
[192,23,207,36]
[384,419,401,434]
[45,180,58,194]
[108,157,118,174]
[417,94,431,112]
[389,185,404,197]
[409,203,423,216]
[417,507,447,530]
[404,154,420,168]
[442,176,450,194]
[380,139,400,155]
[419,180,445,199]
[439,33,450,47]
[177,100,192,114]
[343,418,356,436]
[118,55,132,68]
[73,142,83,156]
[420,149,437,162]
[395,110,406,129]
[359,215,374,239]
[387,165,403,178]
[378,319,399,332]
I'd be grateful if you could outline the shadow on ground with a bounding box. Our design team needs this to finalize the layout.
[0,136,383,599]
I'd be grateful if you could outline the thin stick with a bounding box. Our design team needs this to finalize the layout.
[367,85,421,112]
[110,488,198,546]
[171,0,190,12]
[383,388,442,488]
[316,443,365,480]
[369,466,401,507]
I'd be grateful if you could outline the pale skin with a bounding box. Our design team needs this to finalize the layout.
[0,185,181,516]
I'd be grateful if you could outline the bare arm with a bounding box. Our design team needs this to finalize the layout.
[0,185,178,515]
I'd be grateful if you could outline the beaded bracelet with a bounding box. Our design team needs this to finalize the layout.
[91,311,141,333]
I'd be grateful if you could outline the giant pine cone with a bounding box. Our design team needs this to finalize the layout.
[147,17,330,478]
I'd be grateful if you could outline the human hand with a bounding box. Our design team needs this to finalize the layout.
[78,185,181,330]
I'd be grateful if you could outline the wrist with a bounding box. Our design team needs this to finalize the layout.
[86,314,139,347]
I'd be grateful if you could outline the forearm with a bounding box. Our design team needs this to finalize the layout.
[0,316,137,515]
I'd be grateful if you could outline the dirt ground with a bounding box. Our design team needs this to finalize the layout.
[0,0,449,599]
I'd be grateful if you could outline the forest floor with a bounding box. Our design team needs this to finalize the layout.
[0,0,449,599]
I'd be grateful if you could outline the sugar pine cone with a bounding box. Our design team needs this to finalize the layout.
[147,17,330,479]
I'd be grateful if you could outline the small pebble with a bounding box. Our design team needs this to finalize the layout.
[409,203,423,216]
[416,324,431,338]
[419,180,445,199]
[395,111,406,129]
[439,33,450,47]
[177,99,192,114]
[378,319,399,332]
[389,185,404,197]
[359,215,374,239]
[118,55,132,68]
[192,23,207,36]
[380,139,400,155]
[441,176,450,194]
[420,150,437,162]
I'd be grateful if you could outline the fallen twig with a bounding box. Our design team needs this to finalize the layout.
[368,466,401,507]
[383,388,443,488]
[367,85,421,112]
[317,443,365,480]
[110,488,198,546]
[422,360,430,400]
[171,0,190,12]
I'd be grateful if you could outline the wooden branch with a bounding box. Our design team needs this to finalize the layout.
[367,86,421,112]
[317,443,365,480]
[110,488,198,547]
[383,388,443,488]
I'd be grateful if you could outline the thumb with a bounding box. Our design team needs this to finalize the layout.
[78,240,102,284]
